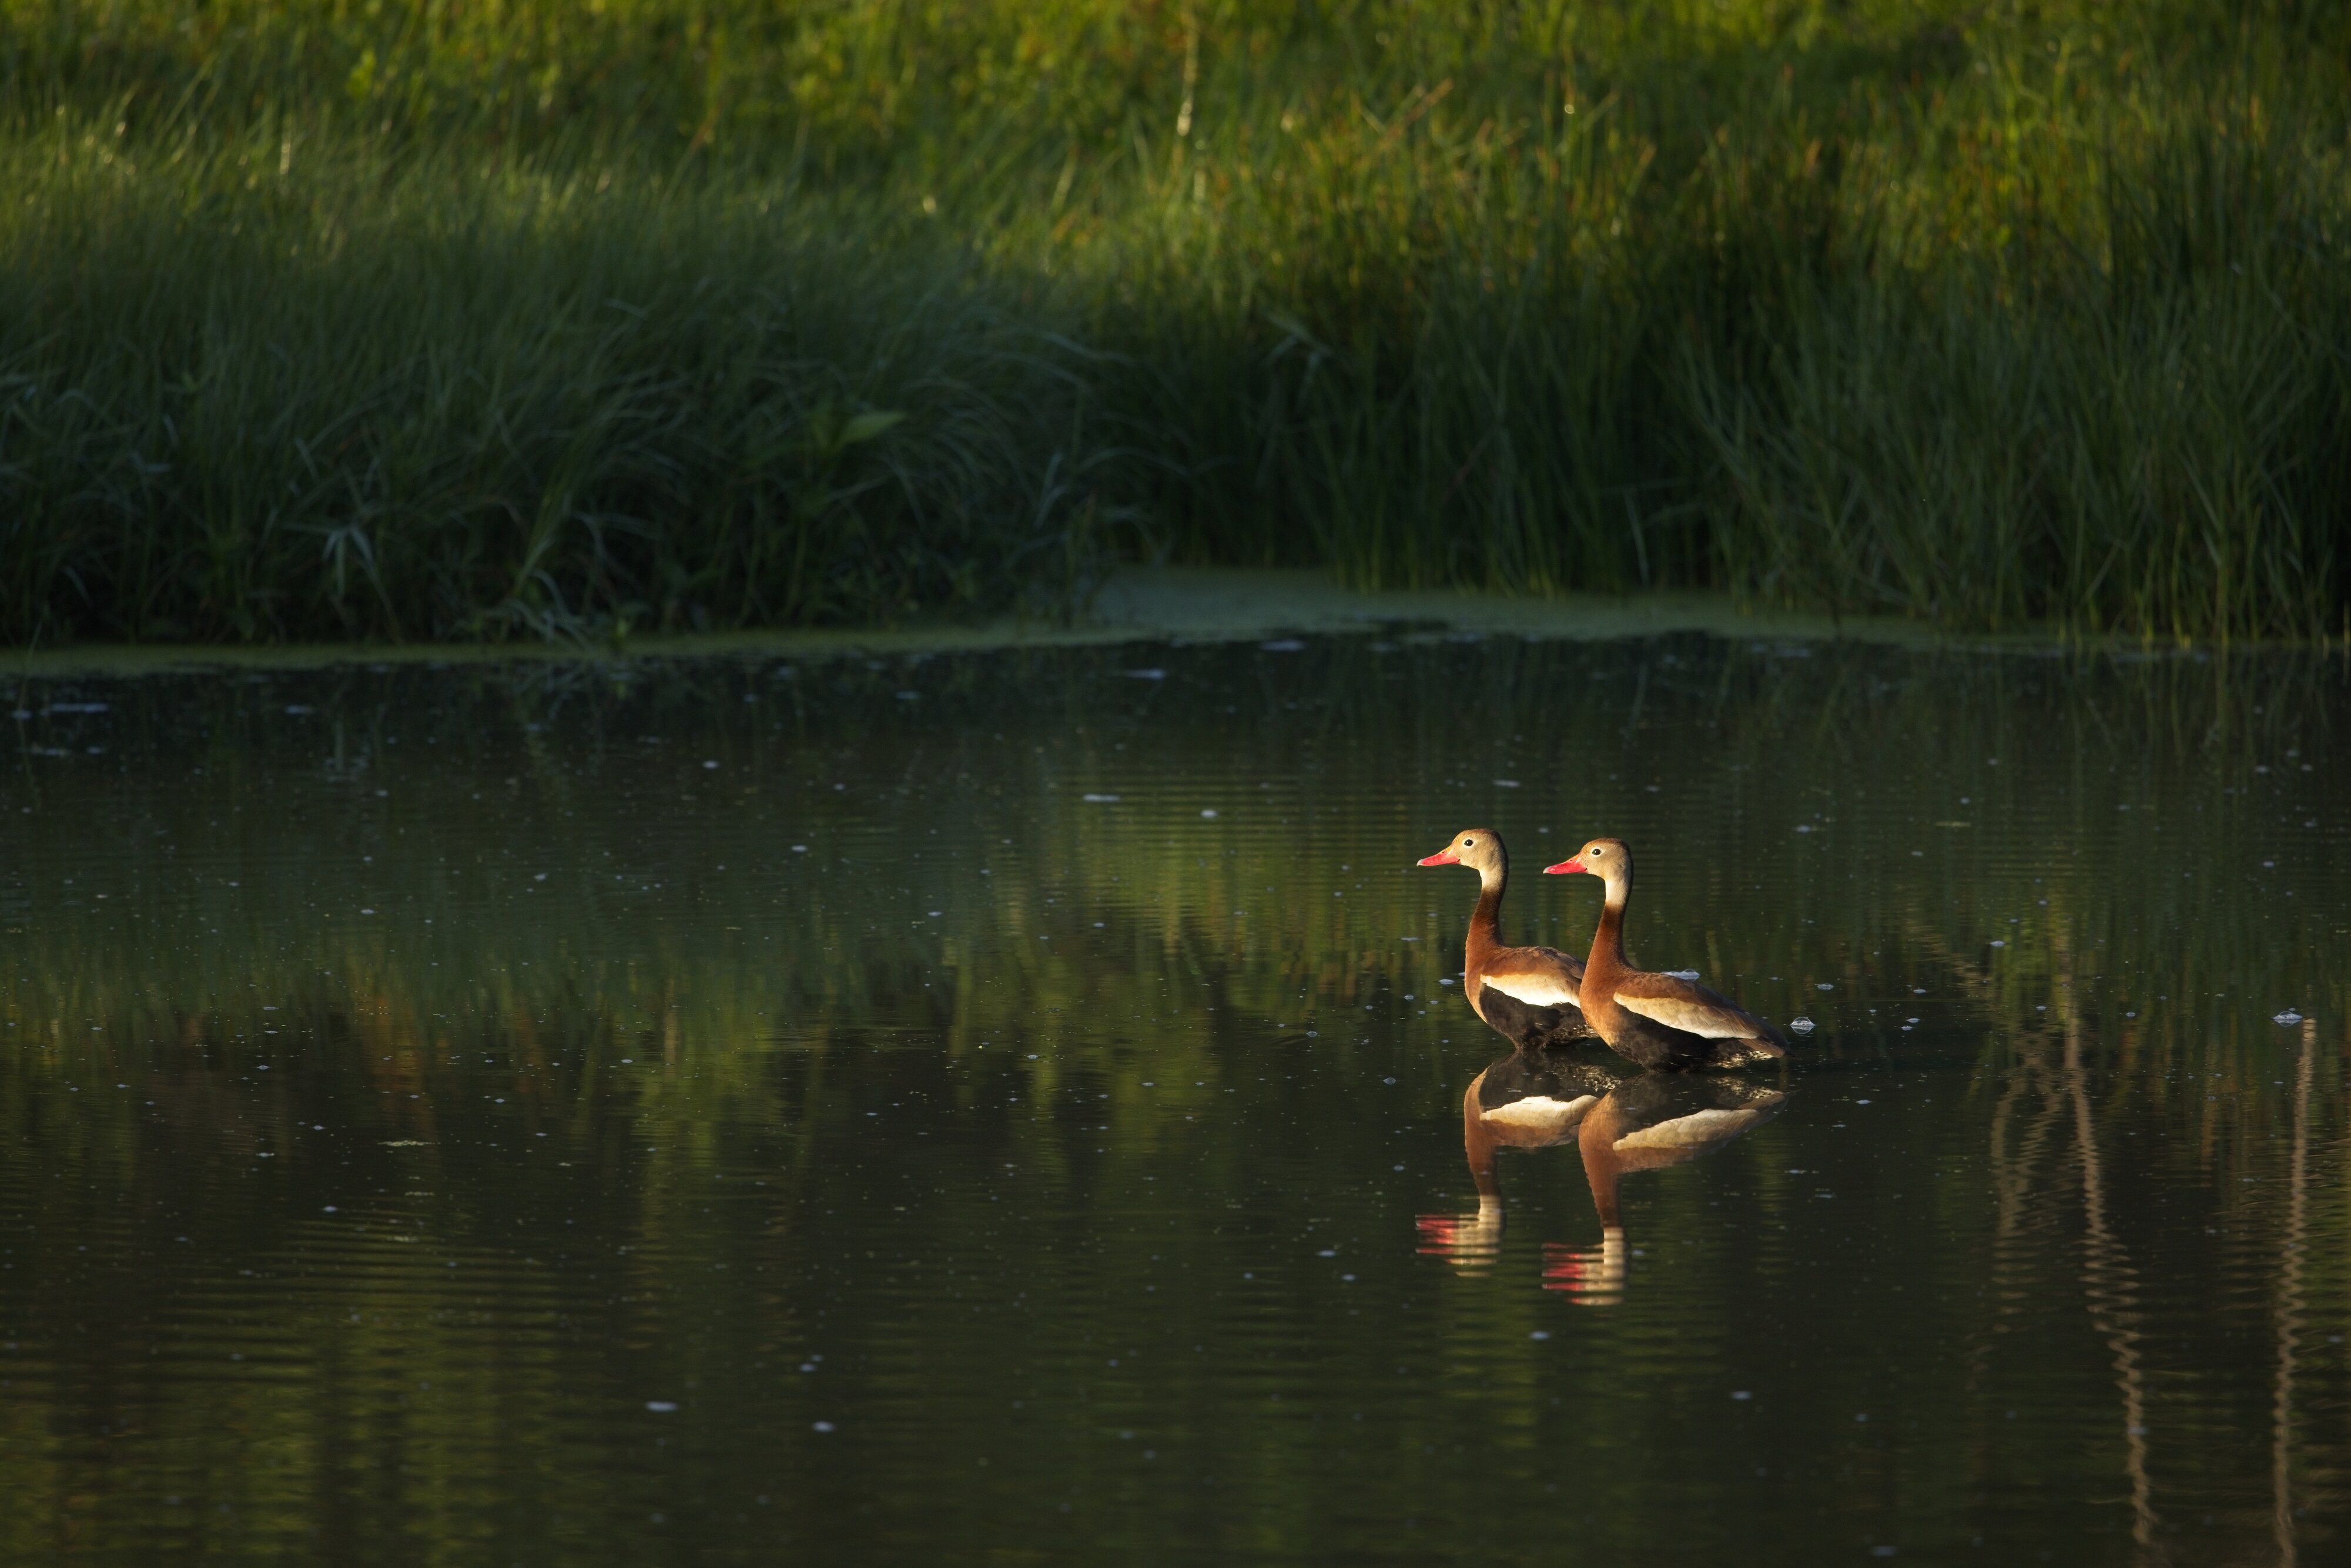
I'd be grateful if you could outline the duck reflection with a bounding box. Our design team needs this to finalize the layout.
[1414,1053,1626,1274]
[1418,1053,1786,1304]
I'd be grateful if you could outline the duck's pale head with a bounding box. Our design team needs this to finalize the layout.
[1543,837,1631,886]
[1419,828,1506,879]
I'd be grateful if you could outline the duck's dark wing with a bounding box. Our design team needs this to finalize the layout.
[1477,985,1600,1049]
[1598,1007,1781,1071]
[1613,971,1788,1048]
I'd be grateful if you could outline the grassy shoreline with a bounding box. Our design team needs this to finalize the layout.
[12,566,2338,681]
[6,1,2349,645]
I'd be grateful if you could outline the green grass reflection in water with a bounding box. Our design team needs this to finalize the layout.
[0,634,2346,1563]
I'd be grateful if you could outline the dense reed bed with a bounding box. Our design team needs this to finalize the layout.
[5,1,2350,642]
[0,136,1107,642]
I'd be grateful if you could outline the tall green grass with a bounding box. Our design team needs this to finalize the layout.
[0,128,1111,642]
[4,0,2350,642]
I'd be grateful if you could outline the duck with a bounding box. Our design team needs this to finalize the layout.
[1542,837,1788,1070]
[1418,828,1598,1053]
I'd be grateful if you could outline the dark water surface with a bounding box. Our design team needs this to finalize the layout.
[4,634,2347,1565]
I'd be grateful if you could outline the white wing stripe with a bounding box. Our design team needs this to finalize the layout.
[1481,973,1581,1009]
[1616,991,1756,1038]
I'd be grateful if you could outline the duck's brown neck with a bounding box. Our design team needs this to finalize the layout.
[1464,862,1507,971]
[1582,869,1631,981]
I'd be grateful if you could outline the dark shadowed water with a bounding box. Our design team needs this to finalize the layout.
[3,632,2347,1565]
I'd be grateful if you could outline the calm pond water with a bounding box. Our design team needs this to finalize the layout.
[2,632,2346,1565]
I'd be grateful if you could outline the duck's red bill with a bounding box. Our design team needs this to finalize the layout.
[1543,860,1588,875]
[1417,851,1460,866]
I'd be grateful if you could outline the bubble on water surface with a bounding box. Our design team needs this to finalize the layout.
[2275,1010,2304,1025]
[1790,1017,1816,1033]
[646,1401,678,1413]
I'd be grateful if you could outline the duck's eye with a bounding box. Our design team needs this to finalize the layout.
[1462,837,1476,847]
